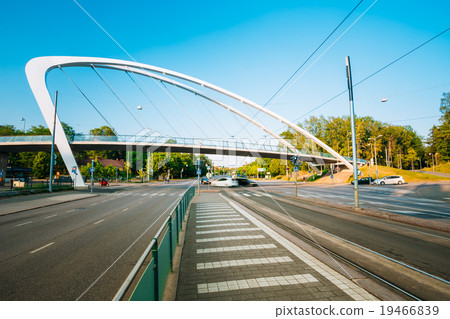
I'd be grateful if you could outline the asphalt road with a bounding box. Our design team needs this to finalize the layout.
[221,186,450,283]
[0,180,193,300]
[254,181,450,221]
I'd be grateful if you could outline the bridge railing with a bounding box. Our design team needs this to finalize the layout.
[113,186,195,301]
[0,135,366,164]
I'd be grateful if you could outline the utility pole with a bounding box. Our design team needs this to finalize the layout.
[345,56,359,209]
[90,159,94,194]
[49,91,58,193]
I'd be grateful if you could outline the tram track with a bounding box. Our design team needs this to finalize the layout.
[222,189,450,301]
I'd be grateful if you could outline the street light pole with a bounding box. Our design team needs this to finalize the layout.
[49,91,58,193]
[369,135,382,180]
[20,117,26,132]
[345,56,359,209]
[429,153,435,171]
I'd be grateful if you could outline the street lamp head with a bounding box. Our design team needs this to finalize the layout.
[377,134,383,138]
[381,97,388,102]
[137,105,142,110]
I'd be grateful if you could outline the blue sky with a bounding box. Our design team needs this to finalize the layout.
[1,0,449,162]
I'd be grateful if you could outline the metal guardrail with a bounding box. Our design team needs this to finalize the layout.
[113,186,195,301]
[0,135,366,164]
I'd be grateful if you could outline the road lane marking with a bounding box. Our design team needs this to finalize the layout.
[141,193,148,196]
[197,243,276,254]
[94,219,104,225]
[196,234,265,243]
[159,193,166,196]
[196,217,243,223]
[197,256,293,270]
[196,227,260,235]
[101,200,108,203]
[90,203,98,206]
[122,208,129,212]
[196,222,250,228]
[66,209,76,213]
[44,214,58,219]
[30,242,55,254]
[197,274,318,294]
[15,221,32,227]
[138,201,143,204]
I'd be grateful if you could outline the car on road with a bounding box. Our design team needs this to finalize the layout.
[351,177,375,185]
[374,175,405,185]
[210,176,238,187]
[235,177,257,187]
[200,177,210,184]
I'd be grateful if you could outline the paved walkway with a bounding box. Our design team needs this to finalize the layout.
[0,192,97,216]
[176,192,377,301]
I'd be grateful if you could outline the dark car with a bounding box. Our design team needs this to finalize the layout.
[351,177,374,185]
[200,177,210,184]
[235,177,257,187]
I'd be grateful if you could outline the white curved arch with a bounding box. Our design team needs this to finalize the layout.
[26,56,352,186]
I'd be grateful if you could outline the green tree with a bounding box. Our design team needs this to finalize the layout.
[90,126,116,136]
[32,152,51,178]
[0,125,18,135]
[427,93,450,162]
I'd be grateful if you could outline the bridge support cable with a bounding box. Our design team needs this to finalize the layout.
[90,65,147,131]
[276,26,450,133]
[234,0,376,137]
[195,94,232,139]
[158,80,208,138]
[58,66,122,140]
[125,71,182,137]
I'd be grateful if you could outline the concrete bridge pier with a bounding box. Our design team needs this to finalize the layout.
[0,152,8,186]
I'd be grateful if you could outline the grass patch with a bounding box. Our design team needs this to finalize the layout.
[423,162,450,174]
[347,165,450,183]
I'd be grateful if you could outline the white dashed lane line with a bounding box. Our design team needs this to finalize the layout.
[15,221,32,227]
[122,208,129,212]
[44,214,58,219]
[30,242,55,254]
[94,219,104,225]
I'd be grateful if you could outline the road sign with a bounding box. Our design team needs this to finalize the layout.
[197,169,201,175]
[331,174,334,179]
[294,166,299,172]
[89,167,95,173]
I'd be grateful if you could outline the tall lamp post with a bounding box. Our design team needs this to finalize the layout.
[368,143,374,184]
[429,153,435,171]
[369,135,382,180]
[49,91,58,193]
[345,56,359,209]
[20,117,26,132]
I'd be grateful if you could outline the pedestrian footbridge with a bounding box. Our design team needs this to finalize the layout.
[0,134,366,165]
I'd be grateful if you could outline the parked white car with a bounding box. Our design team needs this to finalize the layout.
[374,175,405,185]
[210,177,238,187]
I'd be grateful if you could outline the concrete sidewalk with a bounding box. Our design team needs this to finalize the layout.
[0,192,97,216]
[175,192,377,301]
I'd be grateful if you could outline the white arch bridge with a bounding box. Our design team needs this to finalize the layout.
[13,56,363,187]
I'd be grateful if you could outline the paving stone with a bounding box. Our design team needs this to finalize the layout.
[175,193,376,301]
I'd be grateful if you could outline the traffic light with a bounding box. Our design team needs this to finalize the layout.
[290,156,299,166]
